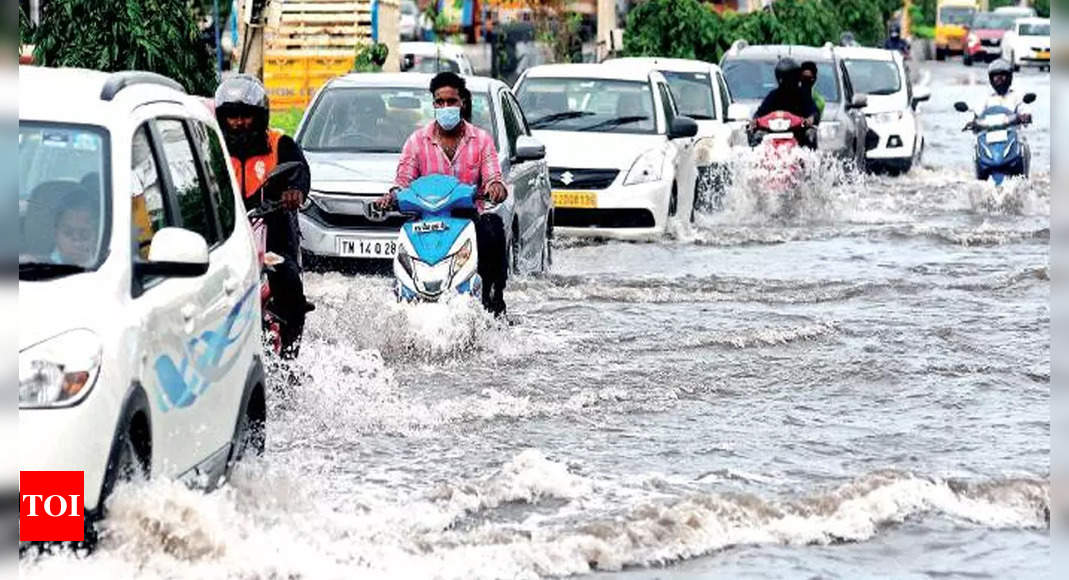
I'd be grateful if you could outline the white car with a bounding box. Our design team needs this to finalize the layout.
[515,63,700,239]
[19,67,266,540]
[993,5,1036,18]
[603,57,737,210]
[836,46,931,174]
[400,42,475,76]
[400,0,419,41]
[1002,17,1050,71]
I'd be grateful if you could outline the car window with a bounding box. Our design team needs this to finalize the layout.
[661,71,716,120]
[516,78,657,134]
[840,61,855,101]
[154,119,215,245]
[188,120,236,241]
[1019,22,1049,36]
[18,122,110,271]
[131,124,168,261]
[299,87,495,153]
[505,91,533,135]
[403,56,461,74]
[722,59,841,102]
[499,91,524,157]
[844,59,902,95]
[940,6,976,25]
[971,13,1014,30]
[716,72,732,119]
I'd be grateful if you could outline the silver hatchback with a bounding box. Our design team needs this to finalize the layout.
[296,73,553,274]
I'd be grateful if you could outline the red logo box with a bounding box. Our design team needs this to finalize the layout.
[20,471,85,542]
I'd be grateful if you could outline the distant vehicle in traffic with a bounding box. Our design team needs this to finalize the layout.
[1001,17,1050,72]
[935,0,980,60]
[836,46,930,174]
[992,5,1037,18]
[603,57,737,210]
[400,42,475,76]
[400,0,420,41]
[515,63,700,239]
[964,12,1017,66]
[295,73,552,274]
[720,43,872,170]
[954,92,1037,186]
[19,67,266,542]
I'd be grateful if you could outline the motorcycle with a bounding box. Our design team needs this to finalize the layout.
[954,93,1036,186]
[376,174,482,302]
[245,161,306,355]
[746,111,811,197]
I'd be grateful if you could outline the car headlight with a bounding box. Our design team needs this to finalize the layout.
[818,121,844,144]
[871,111,904,124]
[19,329,102,408]
[623,148,667,186]
[449,239,473,279]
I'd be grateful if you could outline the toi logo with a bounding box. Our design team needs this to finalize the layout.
[20,471,85,542]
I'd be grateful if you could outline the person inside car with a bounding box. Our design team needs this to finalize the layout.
[51,190,98,266]
[375,72,510,316]
[214,74,312,360]
[751,57,819,148]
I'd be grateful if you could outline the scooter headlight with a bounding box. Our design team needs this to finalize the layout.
[398,245,415,278]
[449,239,473,279]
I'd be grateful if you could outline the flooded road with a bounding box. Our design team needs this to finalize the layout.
[22,61,1050,578]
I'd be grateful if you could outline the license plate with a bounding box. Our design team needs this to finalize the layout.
[553,190,597,209]
[336,237,397,258]
[986,129,1008,144]
[1035,51,1050,60]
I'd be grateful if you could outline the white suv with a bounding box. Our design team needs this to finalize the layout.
[19,67,266,541]
[515,63,699,239]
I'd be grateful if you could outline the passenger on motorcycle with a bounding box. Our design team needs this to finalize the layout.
[883,23,911,59]
[214,74,312,360]
[800,61,825,122]
[751,57,819,148]
[375,72,510,316]
[980,59,1033,126]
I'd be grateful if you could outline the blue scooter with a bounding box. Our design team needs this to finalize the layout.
[954,92,1036,186]
[384,175,482,302]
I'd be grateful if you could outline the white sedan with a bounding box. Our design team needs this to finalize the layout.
[836,46,930,174]
[1002,17,1050,72]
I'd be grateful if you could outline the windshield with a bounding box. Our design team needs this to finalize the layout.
[843,59,902,96]
[1019,22,1050,36]
[516,78,657,133]
[19,123,110,274]
[401,1,417,15]
[722,60,840,102]
[971,13,1014,30]
[940,6,976,25]
[661,71,716,120]
[298,87,495,153]
[403,56,461,74]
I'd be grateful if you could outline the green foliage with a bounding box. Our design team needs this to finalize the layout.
[915,0,937,26]
[20,3,33,45]
[912,25,935,39]
[270,108,304,137]
[353,42,389,72]
[835,0,886,47]
[1034,0,1049,17]
[31,0,217,96]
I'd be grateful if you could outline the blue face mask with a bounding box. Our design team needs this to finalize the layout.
[435,106,462,131]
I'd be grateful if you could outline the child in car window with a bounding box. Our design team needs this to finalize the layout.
[52,191,99,266]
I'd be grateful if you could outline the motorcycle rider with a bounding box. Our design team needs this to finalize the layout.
[883,23,911,58]
[981,59,1032,125]
[214,74,311,360]
[751,57,819,148]
[375,72,510,316]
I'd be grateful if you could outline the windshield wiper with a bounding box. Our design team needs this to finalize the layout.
[529,111,595,128]
[19,262,87,281]
[687,114,714,120]
[578,115,650,132]
[866,89,899,96]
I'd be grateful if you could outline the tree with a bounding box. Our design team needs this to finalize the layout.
[31,0,218,96]
[622,0,718,60]
[835,0,886,47]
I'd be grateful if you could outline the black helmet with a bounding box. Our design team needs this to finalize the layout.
[889,23,902,38]
[774,57,801,86]
[987,59,1013,95]
[214,74,271,156]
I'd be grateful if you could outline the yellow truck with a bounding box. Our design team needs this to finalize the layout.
[935,0,980,60]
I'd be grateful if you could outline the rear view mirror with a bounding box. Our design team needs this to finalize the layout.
[514,135,546,161]
[912,85,931,107]
[954,101,970,113]
[135,227,209,278]
[260,161,307,200]
[1023,92,1037,104]
[726,103,752,122]
[388,96,422,110]
[402,54,414,71]
[669,117,699,139]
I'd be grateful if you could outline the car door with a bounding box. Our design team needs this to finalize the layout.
[133,112,233,478]
[501,87,550,272]
[657,80,697,218]
[839,60,867,164]
[497,87,534,270]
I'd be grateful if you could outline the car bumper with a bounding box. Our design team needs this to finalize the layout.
[552,179,671,240]
[19,388,121,512]
[967,45,1002,58]
[299,211,398,259]
[865,117,917,161]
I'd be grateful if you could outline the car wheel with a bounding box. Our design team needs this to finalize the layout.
[963,53,973,66]
[936,47,946,61]
[509,219,521,275]
[539,213,553,273]
[229,384,266,472]
[89,408,150,545]
[668,184,678,218]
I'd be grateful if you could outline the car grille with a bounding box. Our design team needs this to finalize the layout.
[554,208,656,229]
[981,38,1001,47]
[549,168,620,190]
[303,203,408,230]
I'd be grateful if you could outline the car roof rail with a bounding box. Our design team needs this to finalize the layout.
[100,71,186,101]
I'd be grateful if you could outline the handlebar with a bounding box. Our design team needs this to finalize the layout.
[247,199,283,220]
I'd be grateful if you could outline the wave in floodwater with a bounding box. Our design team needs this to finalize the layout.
[19,452,1048,580]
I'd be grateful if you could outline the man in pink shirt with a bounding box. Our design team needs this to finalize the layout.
[377,72,510,315]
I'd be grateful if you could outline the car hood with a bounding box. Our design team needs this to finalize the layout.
[531,130,666,169]
[307,152,399,194]
[19,275,108,350]
[862,93,909,115]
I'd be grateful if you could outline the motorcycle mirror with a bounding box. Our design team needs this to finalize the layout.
[953,101,970,113]
[1023,92,1037,104]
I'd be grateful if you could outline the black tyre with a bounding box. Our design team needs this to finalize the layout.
[668,184,678,218]
[539,214,553,273]
[963,53,973,67]
[90,408,149,545]
[229,386,266,472]
[936,47,947,61]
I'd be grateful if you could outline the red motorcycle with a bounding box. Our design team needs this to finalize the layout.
[747,111,810,198]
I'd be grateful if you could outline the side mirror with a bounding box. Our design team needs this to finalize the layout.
[912,86,931,107]
[401,54,415,71]
[261,160,307,200]
[848,94,869,109]
[669,116,699,139]
[954,101,970,113]
[135,227,210,278]
[1023,92,1037,104]
[513,135,546,162]
[727,103,752,122]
